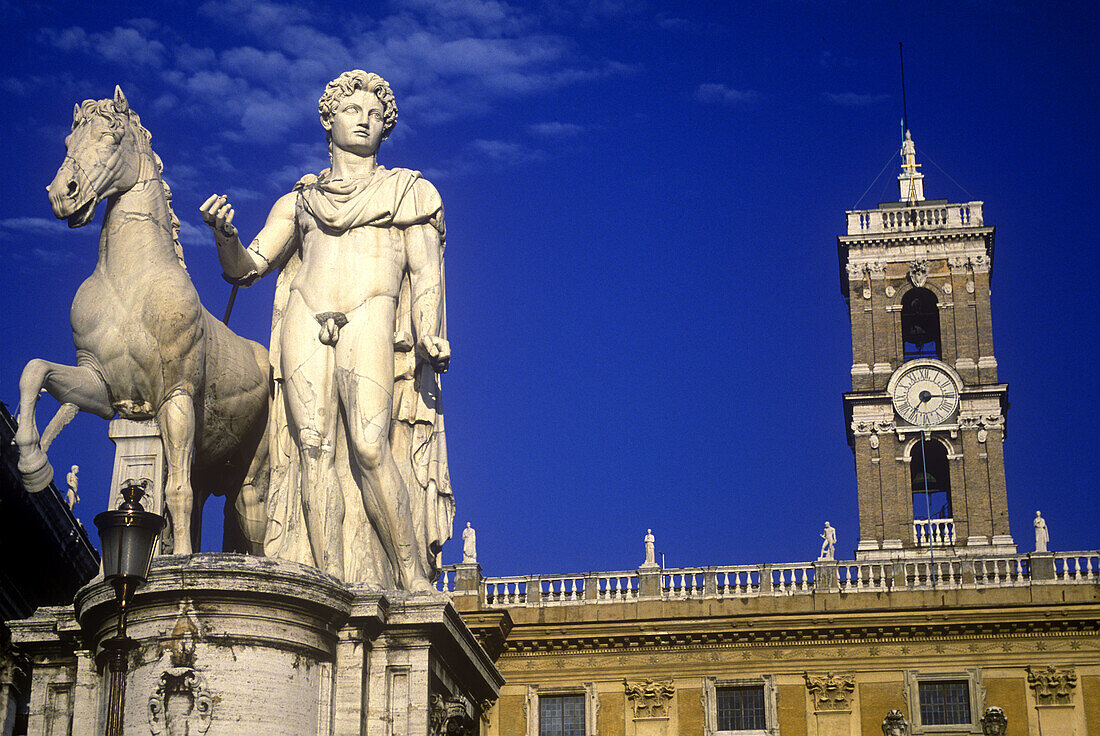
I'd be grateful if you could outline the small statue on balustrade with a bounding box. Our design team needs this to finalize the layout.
[65,464,80,510]
[462,522,476,564]
[641,528,658,568]
[819,522,836,560]
[1034,511,1049,553]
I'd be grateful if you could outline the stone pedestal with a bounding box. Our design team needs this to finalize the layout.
[9,555,502,736]
[811,710,851,736]
[107,418,165,517]
[1034,703,1076,736]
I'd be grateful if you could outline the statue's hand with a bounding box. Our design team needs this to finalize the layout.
[416,335,451,373]
[200,194,239,240]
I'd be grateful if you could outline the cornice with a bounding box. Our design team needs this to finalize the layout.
[497,605,1100,655]
[838,226,994,248]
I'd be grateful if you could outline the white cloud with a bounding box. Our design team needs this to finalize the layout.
[528,122,585,137]
[470,138,544,164]
[21,0,634,199]
[0,217,74,236]
[695,83,759,106]
[176,219,212,248]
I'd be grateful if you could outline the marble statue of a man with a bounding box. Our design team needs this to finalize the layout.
[819,521,836,560]
[462,522,476,564]
[1034,511,1049,553]
[202,71,452,590]
[65,465,79,510]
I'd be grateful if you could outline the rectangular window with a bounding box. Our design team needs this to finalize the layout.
[539,694,585,736]
[716,685,766,731]
[918,680,971,726]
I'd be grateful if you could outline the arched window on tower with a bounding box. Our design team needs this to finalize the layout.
[911,438,953,545]
[901,288,941,359]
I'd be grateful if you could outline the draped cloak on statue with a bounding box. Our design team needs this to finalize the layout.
[260,166,454,587]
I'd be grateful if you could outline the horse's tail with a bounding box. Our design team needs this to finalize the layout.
[40,402,79,452]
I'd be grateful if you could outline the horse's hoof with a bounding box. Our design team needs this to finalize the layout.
[19,453,54,493]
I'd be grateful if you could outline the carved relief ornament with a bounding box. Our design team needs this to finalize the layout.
[624,679,675,718]
[150,603,212,736]
[846,261,886,279]
[852,420,895,437]
[148,669,213,736]
[958,414,1004,434]
[1026,665,1077,705]
[803,671,856,711]
[947,255,991,274]
[979,706,1008,736]
[881,709,910,736]
[907,260,929,288]
[430,694,475,736]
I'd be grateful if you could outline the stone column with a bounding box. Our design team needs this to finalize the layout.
[1027,665,1078,736]
[0,653,23,736]
[804,672,855,736]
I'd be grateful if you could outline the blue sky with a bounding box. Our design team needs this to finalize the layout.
[1,1,1096,575]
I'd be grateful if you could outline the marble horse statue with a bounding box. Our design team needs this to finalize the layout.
[14,87,269,554]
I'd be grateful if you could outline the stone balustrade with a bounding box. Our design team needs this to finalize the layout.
[846,201,982,235]
[912,517,955,547]
[437,550,1100,607]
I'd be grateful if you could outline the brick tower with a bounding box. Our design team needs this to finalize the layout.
[839,131,1013,559]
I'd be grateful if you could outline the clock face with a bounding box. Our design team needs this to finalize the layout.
[892,364,959,426]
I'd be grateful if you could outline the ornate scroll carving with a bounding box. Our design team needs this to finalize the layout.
[430,694,475,736]
[852,419,895,437]
[804,671,856,711]
[1026,665,1077,704]
[959,414,1005,436]
[881,709,909,736]
[149,604,213,736]
[624,679,675,718]
[907,259,929,288]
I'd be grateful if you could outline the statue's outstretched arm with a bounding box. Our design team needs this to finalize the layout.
[201,192,297,284]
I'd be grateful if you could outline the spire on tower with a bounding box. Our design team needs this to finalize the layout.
[899,129,925,203]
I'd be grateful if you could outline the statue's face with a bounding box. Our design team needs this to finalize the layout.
[325,89,385,157]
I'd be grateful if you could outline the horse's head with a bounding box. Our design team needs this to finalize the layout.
[48,86,147,228]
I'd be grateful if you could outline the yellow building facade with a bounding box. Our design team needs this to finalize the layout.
[442,134,1100,736]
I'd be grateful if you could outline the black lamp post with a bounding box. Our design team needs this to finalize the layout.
[93,479,165,736]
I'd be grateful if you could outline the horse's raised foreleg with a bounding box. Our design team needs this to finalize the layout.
[158,392,197,555]
[15,359,112,492]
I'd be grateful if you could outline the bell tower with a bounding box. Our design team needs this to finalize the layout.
[838,131,1013,559]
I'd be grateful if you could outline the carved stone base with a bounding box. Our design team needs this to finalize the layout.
[9,554,502,736]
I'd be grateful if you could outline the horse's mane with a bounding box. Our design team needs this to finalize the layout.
[75,99,188,273]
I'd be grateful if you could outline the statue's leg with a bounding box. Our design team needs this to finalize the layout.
[15,359,111,492]
[281,296,344,578]
[158,392,197,554]
[336,309,431,591]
